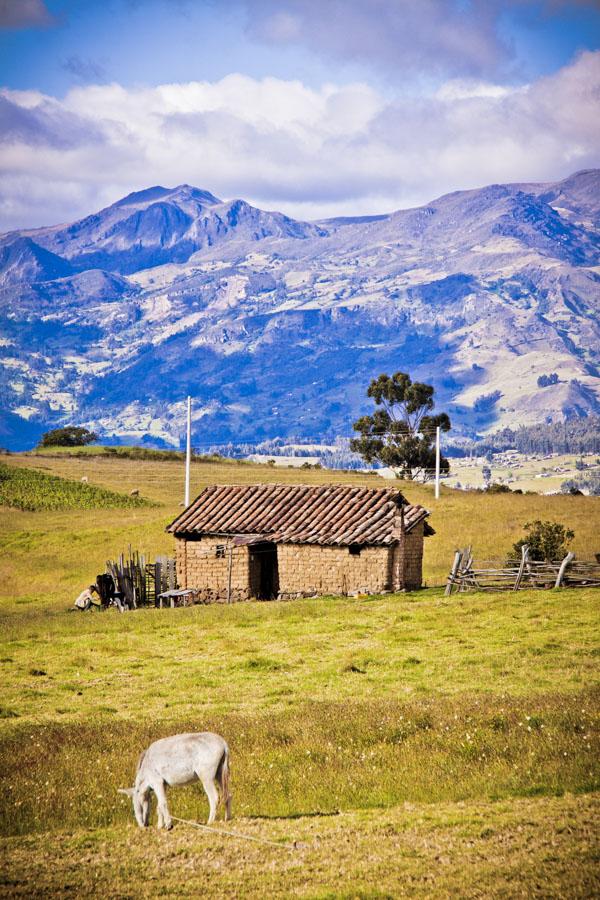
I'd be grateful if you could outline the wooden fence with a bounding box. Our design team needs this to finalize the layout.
[445,545,600,594]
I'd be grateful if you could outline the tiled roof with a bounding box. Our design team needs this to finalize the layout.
[167,483,432,545]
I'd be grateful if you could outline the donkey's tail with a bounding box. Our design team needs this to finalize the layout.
[216,745,232,819]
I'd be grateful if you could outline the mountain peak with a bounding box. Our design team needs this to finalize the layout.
[115,186,173,207]
[114,184,222,209]
[165,184,222,205]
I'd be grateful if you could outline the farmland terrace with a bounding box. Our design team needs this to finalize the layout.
[0,453,598,897]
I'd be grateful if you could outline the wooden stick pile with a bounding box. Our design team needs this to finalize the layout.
[106,548,177,607]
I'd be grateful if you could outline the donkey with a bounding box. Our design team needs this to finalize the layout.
[118,732,231,829]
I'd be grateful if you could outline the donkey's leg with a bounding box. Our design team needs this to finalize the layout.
[153,780,172,830]
[199,772,219,824]
[154,790,163,829]
[142,792,151,828]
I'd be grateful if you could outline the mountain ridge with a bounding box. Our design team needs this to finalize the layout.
[1,170,599,450]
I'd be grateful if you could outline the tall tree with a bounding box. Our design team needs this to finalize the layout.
[350,372,451,480]
[39,426,97,448]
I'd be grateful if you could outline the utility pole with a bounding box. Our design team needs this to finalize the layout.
[184,395,191,508]
[435,425,441,500]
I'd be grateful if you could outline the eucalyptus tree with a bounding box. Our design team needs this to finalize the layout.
[350,372,451,480]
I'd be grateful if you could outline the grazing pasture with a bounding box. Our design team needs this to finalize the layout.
[0,453,598,897]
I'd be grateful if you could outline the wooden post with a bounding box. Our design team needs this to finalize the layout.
[555,551,575,588]
[445,550,463,596]
[184,395,191,508]
[226,544,233,604]
[435,426,441,500]
[513,544,529,591]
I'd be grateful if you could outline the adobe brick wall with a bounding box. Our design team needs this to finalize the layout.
[403,522,425,590]
[175,536,252,602]
[277,544,393,597]
[391,521,424,591]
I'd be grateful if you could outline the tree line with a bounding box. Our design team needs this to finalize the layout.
[463,416,600,456]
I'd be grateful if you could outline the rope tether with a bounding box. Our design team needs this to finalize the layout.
[170,816,298,850]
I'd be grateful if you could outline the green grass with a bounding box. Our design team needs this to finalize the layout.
[0,462,155,511]
[29,444,241,464]
[0,453,599,896]
[1,588,598,723]
[0,587,598,847]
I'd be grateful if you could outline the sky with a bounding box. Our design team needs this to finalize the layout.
[1,0,599,229]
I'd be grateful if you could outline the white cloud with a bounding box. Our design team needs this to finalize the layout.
[435,80,515,101]
[0,51,599,230]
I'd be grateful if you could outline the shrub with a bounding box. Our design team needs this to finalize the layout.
[473,391,502,413]
[537,373,559,388]
[509,519,574,562]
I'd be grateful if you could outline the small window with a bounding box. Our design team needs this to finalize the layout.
[215,544,226,559]
[349,544,362,556]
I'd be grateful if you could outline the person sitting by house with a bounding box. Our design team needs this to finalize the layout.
[73,584,100,611]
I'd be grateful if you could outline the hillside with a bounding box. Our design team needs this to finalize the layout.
[1,171,599,450]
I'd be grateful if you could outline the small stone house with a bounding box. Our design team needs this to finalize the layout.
[167,483,433,601]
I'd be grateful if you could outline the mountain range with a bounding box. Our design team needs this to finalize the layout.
[1,171,599,450]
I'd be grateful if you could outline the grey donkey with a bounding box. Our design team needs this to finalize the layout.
[119,732,231,829]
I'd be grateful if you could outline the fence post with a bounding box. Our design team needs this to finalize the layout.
[445,550,463,596]
[513,544,529,591]
[554,551,575,588]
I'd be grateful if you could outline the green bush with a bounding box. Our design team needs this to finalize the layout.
[509,519,575,562]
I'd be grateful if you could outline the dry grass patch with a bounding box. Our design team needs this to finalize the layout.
[1,793,598,898]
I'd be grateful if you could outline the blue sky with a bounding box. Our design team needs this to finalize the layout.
[2,0,599,93]
[1,0,599,228]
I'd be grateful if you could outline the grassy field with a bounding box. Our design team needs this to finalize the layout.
[1,451,599,612]
[0,453,599,897]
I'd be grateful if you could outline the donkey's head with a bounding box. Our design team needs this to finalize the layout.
[118,786,148,827]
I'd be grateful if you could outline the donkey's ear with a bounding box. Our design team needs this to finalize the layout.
[118,787,135,797]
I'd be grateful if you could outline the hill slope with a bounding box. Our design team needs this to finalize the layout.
[1,171,599,449]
